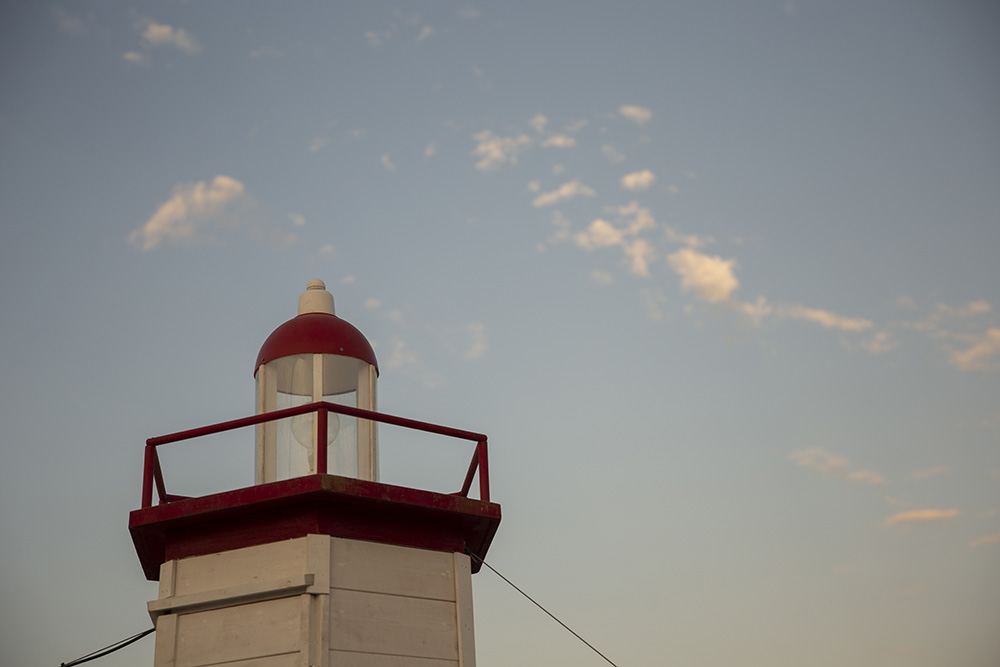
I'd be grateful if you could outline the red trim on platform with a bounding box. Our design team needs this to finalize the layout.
[129,474,500,580]
[255,313,379,374]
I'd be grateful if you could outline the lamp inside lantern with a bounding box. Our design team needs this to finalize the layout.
[254,280,378,483]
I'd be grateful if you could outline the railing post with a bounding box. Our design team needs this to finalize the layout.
[141,445,155,508]
[316,405,328,474]
[478,440,489,503]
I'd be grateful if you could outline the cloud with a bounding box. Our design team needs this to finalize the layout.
[541,134,576,148]
[619,105,652,124]
[641,287,668,321]
[417,25,433,42]
[623,239,654,278]
[568,203,658,278]
[601,144,625,164]
[532,180,595,207]
[308,136,329,153]
[364,31,382,47]
[122,51,148,65]
[316,244,335,261]
[736,296,773,325]
[847,469,885,485]
[969,533,1000,548]
[778,305,873,332]
[621,170,656,191]
[790,448,850,477]
[250,46,283,59]
[288,212,306,227]
[472,130,532,170]
[139,20,200,54]
[380,154,396,171]
[53,7,87,35]
[883,509,959,526]
[950,328,1000,372]
[529,114,548,133]
[129,175,292,251]
[790,448,884,485]
[575,219,623,249]
[904,299,992,333]
[908,465,951,481]
[859,331,897,354]
[663,225,711,248]
[667,248,739,304]
[591,270,614,285]
[464,323,487,360]
[424,142,436,157]
[574,223,652,277]
[381,337,443,389]
[385,340,416,370]
[606,202,655,236]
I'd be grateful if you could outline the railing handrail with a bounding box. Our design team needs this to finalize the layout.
[140,402,489,509]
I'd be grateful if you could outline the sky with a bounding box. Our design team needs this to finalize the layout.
[1,1,998,665]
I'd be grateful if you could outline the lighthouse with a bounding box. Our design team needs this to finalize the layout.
[129,280,501,667]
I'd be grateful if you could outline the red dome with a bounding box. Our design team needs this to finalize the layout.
[255,312,378,375]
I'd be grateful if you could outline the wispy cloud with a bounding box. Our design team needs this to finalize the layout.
[601,144,625,164]
[572,203,657,277]
[139,19,200,54]
[315,244,335,261]
[541,134,576,149]
[129,175,293,251]
[621,169,656,191]
[859,330,897,354]
[52,7,87,35]
[308,135,330,153]
[667,247,739,304]
[908,465,952,481]
[380,154,396,171]
[903,299,991,333]
[848,469,886,485]
[385,340,417,370]
[969,532,1000,547]
[529,114,548,133]
[640,287,669,321]
[532,180,595,207]
[790,448,850,477]
[778,305,873,332]
[591,270,614,285]
[575,219,624,249]
[472,130,532,170]
[619,105,652,124]
[122,51,148,66]
[951,328,1000,372]
[790,448,885,485]
[883,508,959,526]
[464,323,487,360]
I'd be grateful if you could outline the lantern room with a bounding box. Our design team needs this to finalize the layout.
[254,279,378,483]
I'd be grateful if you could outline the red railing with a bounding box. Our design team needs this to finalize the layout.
[140,402,489,509]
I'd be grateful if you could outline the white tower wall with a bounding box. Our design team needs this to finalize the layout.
[148,535,476,667]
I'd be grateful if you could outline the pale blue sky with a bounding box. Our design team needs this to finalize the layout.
[1,2,998,666]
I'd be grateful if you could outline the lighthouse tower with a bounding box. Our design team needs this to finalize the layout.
[129,281,500,667]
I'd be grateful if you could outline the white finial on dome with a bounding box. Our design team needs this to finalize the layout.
[298,279,335,315]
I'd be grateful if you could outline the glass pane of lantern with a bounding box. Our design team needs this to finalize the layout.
[257,352,376,481]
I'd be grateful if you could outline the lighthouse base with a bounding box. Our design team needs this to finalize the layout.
[148,535,477,667]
